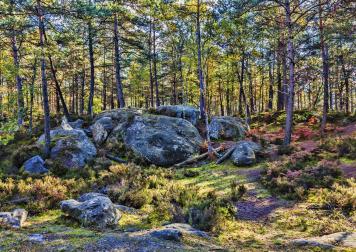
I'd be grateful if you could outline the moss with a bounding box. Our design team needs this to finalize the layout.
[11,144,43,168]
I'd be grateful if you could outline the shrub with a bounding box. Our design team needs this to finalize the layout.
[0,176,89,213]
[230,180,246,201]
[337,138,356,159]
[277,145,295,155]
[262,159,343,199]
[11,144,43,168]
[308,179,356,215]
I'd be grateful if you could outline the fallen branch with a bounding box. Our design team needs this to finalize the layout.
[106,154,128,164]
[174,146,224,168]
[216,145,236,164]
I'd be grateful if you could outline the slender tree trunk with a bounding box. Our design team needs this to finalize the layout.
[153,21,160,107]
[102,46,107,111]
[37,0,51,157]
[196,0,212,155]
[87,20,95,117]
[283,0,296,145]
[268,52,274,110]
[319,1,329,136]
[29,58,37,134]
[11,35,24,126]
[114,13,125,108]
[277,40,284,111]
[149,20,154,107]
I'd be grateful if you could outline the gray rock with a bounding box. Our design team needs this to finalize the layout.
[91,117,114,145]
[60,195,121,229]
[0,209,28,228]
[231,141,262,166]
[95,108,142,122]
[38,128,96,169]
[77,192,107,202]
[163,223,209,238]
[209,116,247,140]
[291,232,356,249]
[150,228,183,241]
[154,105,200,126]
[121,115,203,167]
[23,155,48,175]
[69,119,84,129]
[28,234,45,243]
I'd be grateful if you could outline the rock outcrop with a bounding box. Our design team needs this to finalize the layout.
[0,209,28,228]
[231,141,262,166]
[154,105,200,126]
[37,126,96,170]
[209,116,247,140]
[92,109,203,167]
[23,155,48,175]
[60,193,121,229]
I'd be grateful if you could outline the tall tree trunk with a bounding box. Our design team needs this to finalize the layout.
[283,0,296,145]
[196,0,212,155]
[114,13,125,108]
[102,46,107,111]
[149,20,154,107]
[238,53,251,127]
[29,58,37,134]
[319,0,329,136]
[11,35,24,126]
[277,40,284,111]
[268,52,274,110]
[37,0,51,157]
[152,21,160,107]
[87,20,95,117]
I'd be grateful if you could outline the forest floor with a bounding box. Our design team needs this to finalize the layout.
[0,114,355,251]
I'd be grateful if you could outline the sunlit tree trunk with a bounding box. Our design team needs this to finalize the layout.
[114,13,125,108]
[37,0,51,157]
[283,0,296,145]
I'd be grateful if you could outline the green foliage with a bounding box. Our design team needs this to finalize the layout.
[230,180,246,201]
[262,158,343,200]
[0,176,90,213]
[0,119,18,145]
[308,179,356,216]
[11,144,43,169]
[337,138,356,159]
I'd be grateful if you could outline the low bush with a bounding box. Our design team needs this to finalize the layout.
[0,176,89,213]
[262,159,342,199]
[11,144,43,168]
[308,179,356,216]
[337,138,356,159]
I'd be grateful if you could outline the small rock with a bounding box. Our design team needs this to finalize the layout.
[28,234,45,243]
[0,208,28,228]
[60,194,121,229]
[163,223,209,238]
[150,228,183,241]
[231,141,262,166]
[23,155,48,175]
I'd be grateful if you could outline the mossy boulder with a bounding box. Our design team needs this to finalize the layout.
[153,105,200,126]
[37,128,96,170]
[209,116,247,140]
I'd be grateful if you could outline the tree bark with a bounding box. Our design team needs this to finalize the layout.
[87,20,95,117]
[319,0,329,136]
[152,20,160,107]
[37,0,51,157]
[114,13,125,108]
[283,0,296,145]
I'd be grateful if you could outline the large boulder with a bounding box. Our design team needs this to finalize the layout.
[0,209,28,228]
[60,194,121,229]
[231,141,262,166]
[154,105,200,126]
[209,116,247,140]
[23,155,48,175]
[37,128,96,170]
[117,115,203,167]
